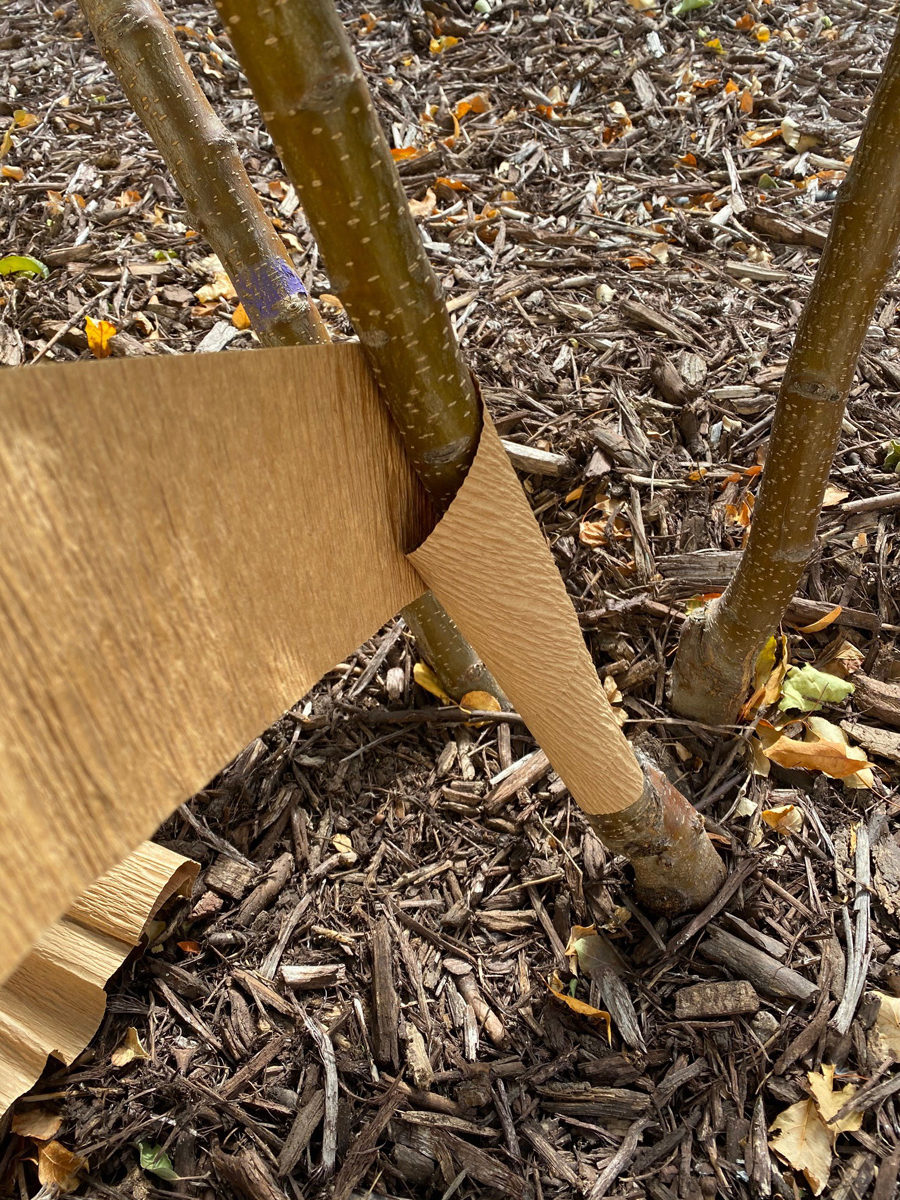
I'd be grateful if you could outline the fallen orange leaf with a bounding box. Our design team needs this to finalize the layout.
[796,606,842,635]
[85,315,117,359]
[547,974,612,1042]
[232,302,251,330]
[453,92,491,120]
[762,734,874,779]
[37,1142,87,1193]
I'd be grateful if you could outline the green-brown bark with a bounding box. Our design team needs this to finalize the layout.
[217,0,725,912]
[214,0,478,507]
[78,0,327,346]
[671,22,900,724]
[79,0,495,705]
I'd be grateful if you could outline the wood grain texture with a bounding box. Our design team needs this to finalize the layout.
[0,343,425,980]
[410,413,645,816]
[0,841,196,1113]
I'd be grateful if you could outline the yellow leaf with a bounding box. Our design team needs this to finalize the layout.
[430,35,460,52]
[232,302,251,330]
[796,606,843,634]
[11,1106,62,1141]
[13,109,39,128]
[37,1142,88,1193]
[391,146,421,160]
[460,690,501,713]
[413,661,452,704]
[761,804,803,836]
[435,176,469,191]
[769,1099,832,1195]
[740,89,754,114]
[750,634,779,699]
[763,635,789,705]
[2,164,24,180]
[756,25,771,42]
[111,1026,149,1067]
[807,1064,863,1142]
[869,992,900,1061]
[85,315,117,359]
[332,833,353,855]
[762,730,874,779]
[0,125,13,159]
[704,37,724,54]
[547,972,612,1042]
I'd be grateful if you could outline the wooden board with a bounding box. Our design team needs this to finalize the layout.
[0,343,426,981]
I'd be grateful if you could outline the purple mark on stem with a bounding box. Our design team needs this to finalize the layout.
[234,257,308,329]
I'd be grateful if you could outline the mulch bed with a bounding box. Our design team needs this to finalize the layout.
[2,0,900,1197]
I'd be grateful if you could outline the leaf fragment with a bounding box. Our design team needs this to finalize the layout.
[138,1141,179,1182]
[778,664,854,713]
[111,1026,150,1066]
[11,1106,63,1141]
[429,35,460,53]
[413,661,452,704]
[547,972,612,1042]
[672,0,715,13]
[761,804,803,835]
[869,992,900,1061]
[0,253,49,278]
[459,689,501,713]
[85,315,117,359]
[769,1099,832,1195]
[453,92,491,120]
[807,1064,862,1142]
[408,188,437,218]
[762,727,873,780]
[797,605,842,634]
[37,1142,88,1193]
[232,301,251,330]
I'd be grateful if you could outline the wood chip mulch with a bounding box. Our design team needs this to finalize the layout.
[1,1,899,1198]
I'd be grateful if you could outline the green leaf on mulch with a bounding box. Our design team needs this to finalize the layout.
[673,0,715,15]
[884,438,900,473]
[0,254,49,278]
[778,665,855,714]
[137,1142,179,1182]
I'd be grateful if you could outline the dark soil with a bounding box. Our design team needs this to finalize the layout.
[1,1,899,1198]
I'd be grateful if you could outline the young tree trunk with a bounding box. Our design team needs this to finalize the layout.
[671,23,900,724]
[78,0,495,706]
[78,0,327,347]
[216,0,725,912]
